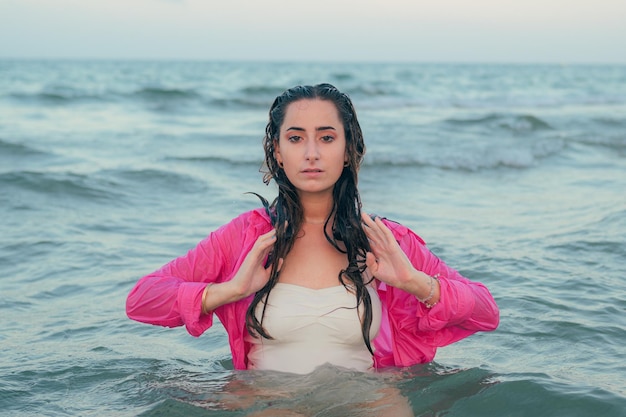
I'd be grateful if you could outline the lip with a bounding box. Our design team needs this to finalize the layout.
[301,168,323,176]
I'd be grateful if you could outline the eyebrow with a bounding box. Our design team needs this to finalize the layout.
[285,126,337,132]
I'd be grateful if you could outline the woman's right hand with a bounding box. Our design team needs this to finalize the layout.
[229,228,281,298]
[202,229,280,313]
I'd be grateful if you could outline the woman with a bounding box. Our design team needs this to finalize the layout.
[126,83,499,375]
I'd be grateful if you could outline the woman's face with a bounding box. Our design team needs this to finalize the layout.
[275,99,347,198]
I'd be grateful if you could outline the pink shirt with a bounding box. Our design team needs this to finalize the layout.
[126,208,499,370]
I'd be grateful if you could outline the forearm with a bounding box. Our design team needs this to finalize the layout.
[396,269,441,309]
[126,274,200,326]
[394,224,498,329]
[201,280,249,314]
[127,235,228,328]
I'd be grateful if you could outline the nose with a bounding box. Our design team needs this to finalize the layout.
[305,138,320,161]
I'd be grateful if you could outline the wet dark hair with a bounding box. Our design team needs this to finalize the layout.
[246,83,375,354]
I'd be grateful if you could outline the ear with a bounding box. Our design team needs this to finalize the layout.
[274,139,283,167]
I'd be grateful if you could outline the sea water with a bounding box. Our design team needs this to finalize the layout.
[1,60,625,416]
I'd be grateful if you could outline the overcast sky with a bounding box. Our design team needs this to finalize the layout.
[1,0,625,63]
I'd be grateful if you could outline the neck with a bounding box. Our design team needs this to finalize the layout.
[299,192,334,225]
[303,218,327,225]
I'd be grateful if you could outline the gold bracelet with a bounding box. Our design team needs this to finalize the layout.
[201,283,214,315]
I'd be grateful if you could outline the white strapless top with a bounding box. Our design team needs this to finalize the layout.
[245,282,382,374]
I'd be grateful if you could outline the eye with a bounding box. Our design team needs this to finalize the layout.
[288,135,302,143]
[320,135,335,143]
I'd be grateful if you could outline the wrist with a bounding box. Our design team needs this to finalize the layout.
[399,269,428,294]
[201,281,247,314]
[222,279,251,301]
[201,283,214,315]
[416,273,440,308]
[404,270,441,308]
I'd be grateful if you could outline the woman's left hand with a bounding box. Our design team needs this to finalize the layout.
[361,213,417,290]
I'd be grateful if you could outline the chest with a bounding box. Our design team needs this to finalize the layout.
[260,284,368,344]
[278,227,348,288]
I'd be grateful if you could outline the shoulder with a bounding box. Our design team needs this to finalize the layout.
[231,207,272,226]
[377,215,427,245]
[205,208,272,257]
[217,207,272,236]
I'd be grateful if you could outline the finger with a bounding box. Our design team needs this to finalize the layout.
[256,230,277,267]
[361,213,384,242]
[365,251,378,274]
[361,211,375,227]
[361,212,382,233]
[257,229,277,248]
[264,227,278,240]
[373,216,396,243]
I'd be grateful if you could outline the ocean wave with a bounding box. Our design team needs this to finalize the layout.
[592,116,626,127]
[365,138,564,171]
[131,87,201,101]
[240,85,286,97]
[458,377,626,417]
[443,113,553,133]
[0,138,48,158]
[9,92,69,103]
[570,133,626,150]
[0,167,222,208]
[165,154,263,166]
[108,168,209,196]
[546,208,626,258]
[349,83,397,97]
[8,84,620,116]
[127,87,205,113]
[330,72,354,81]
[548,239,626,258]
[203,84,289,109]
[210,96,272,109]
[8,87,106,104]
[8,85,273,109]
[6,86,202,107]
[0,171,118,201]
[598,208,626,228]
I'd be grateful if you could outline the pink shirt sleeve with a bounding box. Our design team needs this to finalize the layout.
[126,209,273,340]
[126,219,238,337]
[388,220,500,345]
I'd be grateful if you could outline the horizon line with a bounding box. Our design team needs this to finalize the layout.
[1,56,625,66]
